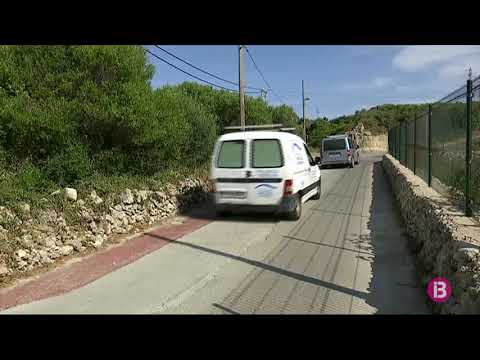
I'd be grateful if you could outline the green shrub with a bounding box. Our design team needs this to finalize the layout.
[127,87,217,174]
[42,143,92,186]
[0,162,55,205]
[0,46,303,206]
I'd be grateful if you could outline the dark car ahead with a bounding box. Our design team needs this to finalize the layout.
[321,134,359,168]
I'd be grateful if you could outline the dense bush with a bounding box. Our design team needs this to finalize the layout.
[176,82,300,132]
[0,45,302,205]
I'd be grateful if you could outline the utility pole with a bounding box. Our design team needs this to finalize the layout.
[466,67,473,216]
[239,45,246,130]
[302,80,307,141]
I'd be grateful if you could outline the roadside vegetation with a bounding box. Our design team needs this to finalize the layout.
[0,45,302,209]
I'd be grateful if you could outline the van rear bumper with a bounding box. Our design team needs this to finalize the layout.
[321,159,351,166]
[215,196,297,214]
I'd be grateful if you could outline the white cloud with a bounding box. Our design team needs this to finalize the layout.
[393,45,480,72]
[344,76,393,90]
[437,55,480,80]
[387,98,438,105]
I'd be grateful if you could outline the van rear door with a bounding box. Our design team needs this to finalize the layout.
[214,138,284,206]
[323,138,348,162]
[247,138,285,205]
[214,139,250,202]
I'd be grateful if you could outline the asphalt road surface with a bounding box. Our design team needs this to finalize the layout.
[2,152,429,314]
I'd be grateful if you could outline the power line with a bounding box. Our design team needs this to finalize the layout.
[154,45,263,92]
[145,47,238,92]
[245,48,273,89]
[244,46,285,103]
[145,47,262,95]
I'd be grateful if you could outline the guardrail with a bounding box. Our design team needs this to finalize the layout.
[388,76,480,218]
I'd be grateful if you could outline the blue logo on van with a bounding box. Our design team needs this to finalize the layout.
[255,184,277,189]
[255,184,277,198]
[292,143,302,151]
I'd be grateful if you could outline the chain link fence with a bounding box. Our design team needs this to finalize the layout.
[388,76,479,219]
[415,111,429,183]
[431,84,467,206]
[407,118,415,170]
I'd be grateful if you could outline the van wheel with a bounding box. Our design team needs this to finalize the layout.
[286,195,302,221]
[312,179,321,200]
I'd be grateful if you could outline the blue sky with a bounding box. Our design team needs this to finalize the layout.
[145,45,480,119]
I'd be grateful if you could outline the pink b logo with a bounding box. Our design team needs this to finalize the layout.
[427,277,452,303]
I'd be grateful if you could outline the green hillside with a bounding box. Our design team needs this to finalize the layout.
[307,103,428,149]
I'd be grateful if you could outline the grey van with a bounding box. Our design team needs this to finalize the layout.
[321,134,359,168]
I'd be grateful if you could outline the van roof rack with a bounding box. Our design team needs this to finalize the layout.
[326,134,347,138]
[279,127,296,133]
[222,124,299,134]
[223,124,284,132]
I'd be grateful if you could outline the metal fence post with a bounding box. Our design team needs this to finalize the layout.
[389,129,392,155]
[395,126,398,160]
[396,127,398,159]
[394,127,397,158]
[394,126,396,159]
[428,104,432,187]
[404,120,408,168]
[390,129,392,156]
[388,129,391,154]
[397,125,401,161]
[391,129,394,156]
[466,79,473,217]
[399,122,402,163]
[413,114,417,175]
[394,128,397,158]
[387,130,390,154]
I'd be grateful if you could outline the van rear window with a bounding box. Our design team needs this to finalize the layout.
[324,139,346,151]
[217,140,245,168]
[252,139,283,168]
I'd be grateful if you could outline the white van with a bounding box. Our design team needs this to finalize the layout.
[210,128,321,220]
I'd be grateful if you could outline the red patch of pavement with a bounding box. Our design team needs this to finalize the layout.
[0,217,211,312]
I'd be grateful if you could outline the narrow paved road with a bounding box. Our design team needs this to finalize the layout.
[2,152,429,314]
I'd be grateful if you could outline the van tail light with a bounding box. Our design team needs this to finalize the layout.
[347,149,352,157]
[284,179,294,196]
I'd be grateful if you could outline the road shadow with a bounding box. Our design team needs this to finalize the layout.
[144,232,368,301]
[362,160,429,314]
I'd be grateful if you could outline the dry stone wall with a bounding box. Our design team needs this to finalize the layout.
[0,176,213,285]
[382,154,480,314]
